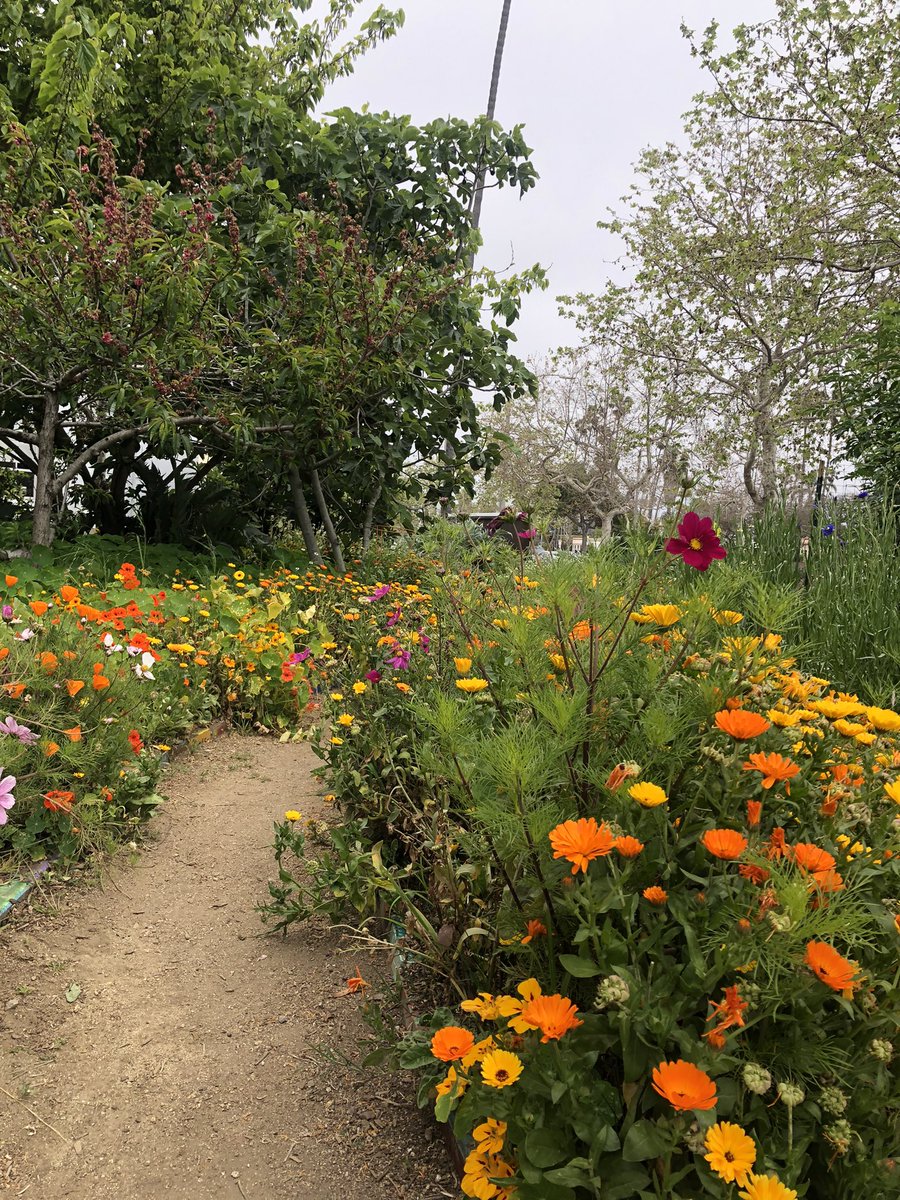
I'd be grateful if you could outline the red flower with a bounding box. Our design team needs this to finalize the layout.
[665,512,726,571]
[128,729,143,755]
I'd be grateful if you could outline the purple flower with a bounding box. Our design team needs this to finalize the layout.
[386,609,402,628]
[362,584,392,603]
[0,772,16,826]
[516,528,537,542]
[386,648,411,671]
[289,649,311,664]
[1,604,12,621]
[365,669,382,683]
[0,715,38,745]
[418,633,431,653]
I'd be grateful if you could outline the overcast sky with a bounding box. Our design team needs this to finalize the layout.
[312,0,776,361]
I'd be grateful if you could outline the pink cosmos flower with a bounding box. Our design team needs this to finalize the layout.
[0,715,38,745]
[0,773,16,825]
[664,512,726,571]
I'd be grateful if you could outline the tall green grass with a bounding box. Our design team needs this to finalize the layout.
[724,501,900,704]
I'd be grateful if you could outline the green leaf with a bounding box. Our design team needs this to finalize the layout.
[523,1127,570,1169]
[622,1119,669,1162]
[65,982,82,1003]
[558,953,603,978]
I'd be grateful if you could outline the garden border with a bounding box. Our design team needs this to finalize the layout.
[0,718,229,925]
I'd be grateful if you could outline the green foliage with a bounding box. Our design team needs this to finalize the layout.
[837,302,900,499]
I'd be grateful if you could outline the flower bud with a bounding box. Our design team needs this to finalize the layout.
[819,1086,848,1115]
[742,1063,772,1095]
[824,1120,853,1155]
[870,1039,893,1063]
[777,1081,805,1107]
[594,974,630,1010]
[683,1122,707,1153]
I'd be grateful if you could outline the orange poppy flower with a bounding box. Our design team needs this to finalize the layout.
[702,829,748,860]
[804,941,862,997]
[4,574,17,586]
[643,885,668,905]
[0,647,8,662]
[92,674,111,691]
[548,817,614,875]
[518,994,583,1042]
[790,843,836,875]
[714,709,771,739]
[743,752,800,792]
[652,1059,717,1111]
[59,585,79,604]
[44,741,60,757]
[63,726,82,742]
[29,600,49,617]
[746,800,762,828]
[66,679,85,697]
[4,682,25,699]
[614,835,645,859]
[62,650,77,660]
[40,651,59,673]
[431,1026,476,1062]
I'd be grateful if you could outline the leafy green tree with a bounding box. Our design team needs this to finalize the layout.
[836,302,900,499]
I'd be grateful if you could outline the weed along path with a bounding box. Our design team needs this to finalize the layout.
[0,735,450,1200]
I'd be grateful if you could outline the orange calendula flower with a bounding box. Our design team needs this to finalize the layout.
[766,827,787,859]
[521,919,547,945]
[496,978,542,1032]
[643,885,668,905]
[706,984,748,1048]
[518,994,583,1042]
[549,817,614,874]
[702,829,748,860]
[715,709,771,739]
[431,1026,476,1062]
[652,1059,717,1111]
[345,968,368,994]
[569,620,591,641]
[743,752,800,792]
[746,800,762,828]
[456,678,489,693]
[614,835,645,859]
[790,842,836,875]
[43,790,74,813]
[804,941,862,997]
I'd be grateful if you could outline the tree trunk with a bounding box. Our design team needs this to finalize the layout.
[288,463,323,566]
[471,0,513,232]
[309,467,345,573]
[362,484,383,552]
[32,390,59,546]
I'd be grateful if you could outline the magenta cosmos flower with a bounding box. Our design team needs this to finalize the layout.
[665,512,726,571]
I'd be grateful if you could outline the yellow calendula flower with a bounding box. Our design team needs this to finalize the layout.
[435,1066,466,1099]
[479,1049,523,1089]
[330,736,344,746]
[472,1119,507,1154]
[884,780,900,804]
[461,992,503,1020]
[866,706,900,732]
[330,692,344,701]
[456,678,489,693]
[628,781,668,808]
[855,731,877,746]
[738,1173,798,1200]
[630,603,682,627]
[352,682,367,694]
[321,641,337,651]
[704,1121,756,1185]
[284,810,302,821]
[548,653,567,671]
[767,708,803,727]
[395,682,411,693]
[713,609,744,625]
[810,697,867,720]
[454,657,472,674]
[336,713,354,727]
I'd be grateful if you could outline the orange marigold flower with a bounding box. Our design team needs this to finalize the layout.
[521,919,548,945]
[702,829,749,860]
[746,800,762,828]
[614,835,645,859]
[548,817,614,875]
[804,941,862,997]
[743,752,800,792]
[715,709,771,739]
[518,994,583,1042]
[652,1059,717,1111]
[431,1026,476,1062]
[643,885,668,905]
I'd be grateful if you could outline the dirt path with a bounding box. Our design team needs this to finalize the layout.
[0,735,452,1199]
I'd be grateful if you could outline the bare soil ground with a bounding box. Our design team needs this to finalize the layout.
[0,735,454,1199]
